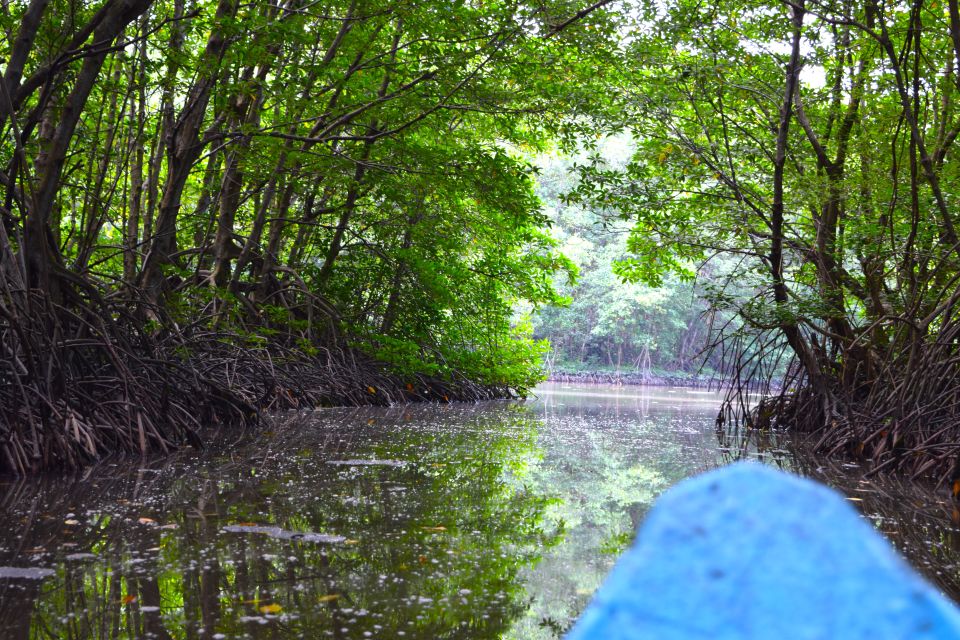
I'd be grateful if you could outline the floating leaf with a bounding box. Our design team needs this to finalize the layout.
[422,525,447,532]
[318,594,340,603]
[259,603,282,614]
[122,595,137,605]
[64,520,80,526]
[367,386,376,394]
[137,517,156,525]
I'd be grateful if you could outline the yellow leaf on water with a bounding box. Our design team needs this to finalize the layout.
[318,594,340,603]
[259,603,282,614]
[121,595,137,605]
[422,526,447,532]
[367,386,376,394]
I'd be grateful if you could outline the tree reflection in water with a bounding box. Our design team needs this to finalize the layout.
[9,385,956,639]
[717,420,960,603]
[0,404,558,639]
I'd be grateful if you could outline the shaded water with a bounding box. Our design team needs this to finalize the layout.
[2,383,960,639]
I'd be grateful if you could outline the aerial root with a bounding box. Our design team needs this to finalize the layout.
[0,290,512,475]
[717,322,960,487]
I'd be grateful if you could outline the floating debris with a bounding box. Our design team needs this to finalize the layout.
[0,567,55,580]
[326,459,407,467]
[222,525,345,544]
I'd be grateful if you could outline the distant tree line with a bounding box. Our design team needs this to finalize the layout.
[532,151,723,377]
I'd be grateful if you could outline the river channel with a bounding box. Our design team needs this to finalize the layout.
[2,383,960,639]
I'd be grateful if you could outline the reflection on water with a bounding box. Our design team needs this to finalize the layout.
[759,449,960,602]
[0,404,554,640]
[507,384,721,638]
[2,383,960,638]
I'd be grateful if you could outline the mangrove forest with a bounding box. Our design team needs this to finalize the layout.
[7,0,960,637]
[4,0,960,488]
[0,0,622,473]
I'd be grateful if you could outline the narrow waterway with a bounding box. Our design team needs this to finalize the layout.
[2,383,959,639]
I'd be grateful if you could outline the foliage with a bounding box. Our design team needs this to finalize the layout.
[565,0,960,480]
[0,0,624,431]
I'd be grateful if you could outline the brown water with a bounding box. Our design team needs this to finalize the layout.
[1,383,959,639]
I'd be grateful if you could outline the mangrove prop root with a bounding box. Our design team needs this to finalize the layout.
[716,320,960,488]
[0,289,509,475]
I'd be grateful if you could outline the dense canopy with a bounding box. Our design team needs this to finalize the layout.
[0,0,620,472]
[569,0,960,481]
[6,0,960,483]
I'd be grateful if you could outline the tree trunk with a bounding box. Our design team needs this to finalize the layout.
[125,27,148,284]
[139,0,237,305]
[26,0,153,297]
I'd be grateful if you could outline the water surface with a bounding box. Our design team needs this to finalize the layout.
[2,383,959,639]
